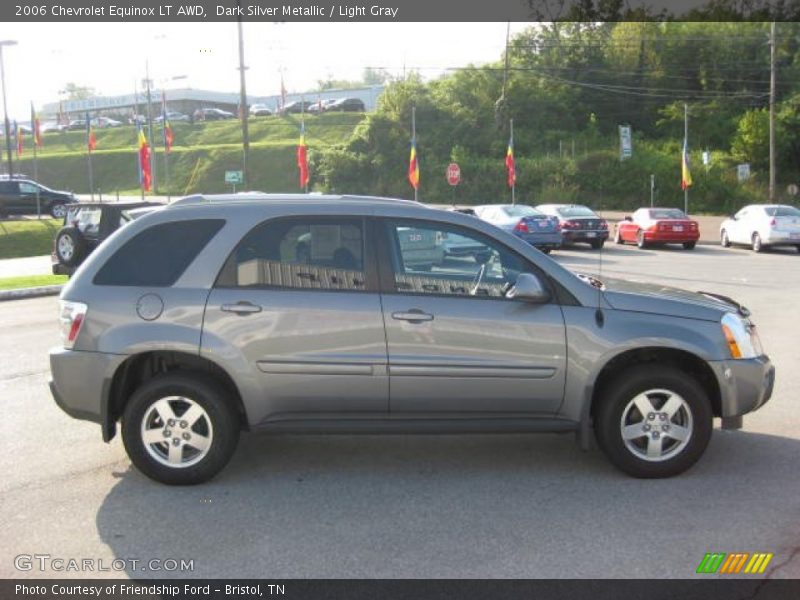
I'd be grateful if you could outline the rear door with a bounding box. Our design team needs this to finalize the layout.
[378,218,567,416]
[0,181,21,212]
[203,216,389,424]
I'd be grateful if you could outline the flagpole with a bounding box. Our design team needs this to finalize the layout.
[510,118,515,205]
[86,112,94,201]
[31,103,40,219]
[301,107,308,194]
[162,91,170,202]
[684,103,688,215]
[412,106,417,202]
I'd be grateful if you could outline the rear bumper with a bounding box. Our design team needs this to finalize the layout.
[516,232,562,249]
[709,355,775,418]
[562,231,609,243]
[643,231,700,243]
[49,347,125,437]
[763,231,800,245]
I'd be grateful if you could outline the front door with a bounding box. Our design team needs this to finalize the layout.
[378,219,567,416]
[203,216,389,425]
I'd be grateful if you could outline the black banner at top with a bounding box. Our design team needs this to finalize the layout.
[2,0,800,22]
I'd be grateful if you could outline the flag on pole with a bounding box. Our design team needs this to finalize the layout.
[296,121,309,189]
[86,112,96,151]
[408,138,420,190]
[162,93,173,152]
[681,138,692,190]
[138,125,152,192]
[505,132,516,188]
[14,121,23,157]
[31,103,42,148]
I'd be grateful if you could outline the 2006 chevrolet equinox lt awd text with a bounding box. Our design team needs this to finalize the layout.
[49,194,775,485]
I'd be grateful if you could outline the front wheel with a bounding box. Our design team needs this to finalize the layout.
[720,229,731,248]
[636,230,648,249]
[594,365,712,478]
[683,241,696,250]
[122,373,240,485]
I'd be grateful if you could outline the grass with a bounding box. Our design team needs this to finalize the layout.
[0,219,60,259]
[0,274,66,291]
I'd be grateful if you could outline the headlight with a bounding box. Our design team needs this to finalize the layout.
[721,312,763,359]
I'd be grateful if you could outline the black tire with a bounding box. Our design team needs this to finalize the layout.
[720,229,731,248]
[590,239,605,250]
[752,232,763,253]
[54,227,87,267]
[122,373,240,485]
[541,248,552,254]
[636,230,647,249]
[683,241,696,250]
[594,364,713,478]
[50,202,67,219]
[796,245,800,253]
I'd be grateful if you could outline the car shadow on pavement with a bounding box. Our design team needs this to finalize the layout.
[95,429,800,578]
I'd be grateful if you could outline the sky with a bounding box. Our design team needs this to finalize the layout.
[1,22,532,120]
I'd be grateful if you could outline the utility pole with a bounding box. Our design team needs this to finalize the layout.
[237,6,250,190]
[0,40,17,178]
[769,22,776,202]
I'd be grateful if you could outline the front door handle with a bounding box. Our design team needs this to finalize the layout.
[221,301,262,315]
[392,310,434,323]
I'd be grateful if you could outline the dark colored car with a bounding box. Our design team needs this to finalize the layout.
[326,98,366,112]
[193,108,236,121]
[281,101,314,114]
[52,201,163,275]
[307,99,337,113]
[0,178,77,219]
[536,204,609,249]
[474,204,562,253]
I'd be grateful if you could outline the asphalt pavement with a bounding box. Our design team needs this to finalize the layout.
[0,243,798,579]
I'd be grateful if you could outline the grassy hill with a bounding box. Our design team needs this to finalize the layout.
[15,113,364,195]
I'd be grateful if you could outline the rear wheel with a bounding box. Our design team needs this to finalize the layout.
[752,232,763,253]
[614,228,624,244]
[683,241,696,250]
[50,202,67,219]
[540,248,552,254]
[720,229,731,248]
[122,373,240,485]
[636,230,648,249]
[594,365,712,478]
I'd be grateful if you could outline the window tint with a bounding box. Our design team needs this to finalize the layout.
[556,205,596,217]
[19,182,39,194]
[94,219,224,287]
[218,217,366,291]
[650,209,686,219]
[385,220,535,299]
[503,205,542,218]
[766,206,800,217]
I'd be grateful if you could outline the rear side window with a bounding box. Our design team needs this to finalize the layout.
[216,217,366,291]
[94,219,224,287]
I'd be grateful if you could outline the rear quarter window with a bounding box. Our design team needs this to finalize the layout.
[93,219,224,287]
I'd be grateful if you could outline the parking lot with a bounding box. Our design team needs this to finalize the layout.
[0,242,798,579]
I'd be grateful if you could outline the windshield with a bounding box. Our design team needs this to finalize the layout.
[556,205,596,217]
[650,209,686,219]
[503,205,542,218]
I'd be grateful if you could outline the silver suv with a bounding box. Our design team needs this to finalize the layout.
[49,194,775,485]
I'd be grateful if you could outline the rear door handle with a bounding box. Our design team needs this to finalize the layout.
[392,310,434,323]
[221,301,262,315]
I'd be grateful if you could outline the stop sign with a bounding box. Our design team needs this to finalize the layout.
[446,162,461,186]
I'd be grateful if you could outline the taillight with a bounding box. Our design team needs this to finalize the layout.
[770,218,777,226]
[562,220,578,229]
[599,220,608,230]
[514,220,530,233]
[553,218,561,231]
[59,301,88,349]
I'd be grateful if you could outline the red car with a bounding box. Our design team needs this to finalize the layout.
[615,207,700,250]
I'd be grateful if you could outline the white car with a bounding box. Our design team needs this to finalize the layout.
[720,204,800,253]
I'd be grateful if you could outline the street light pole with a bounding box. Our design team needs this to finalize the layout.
[0,40,18,178]
[237,10,250,190]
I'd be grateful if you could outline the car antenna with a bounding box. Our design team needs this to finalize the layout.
[595,211,605,328]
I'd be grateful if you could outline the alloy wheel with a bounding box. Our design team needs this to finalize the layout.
[620,388,693,462]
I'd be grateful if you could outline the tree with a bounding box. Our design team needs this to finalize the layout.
[61,82,95,100]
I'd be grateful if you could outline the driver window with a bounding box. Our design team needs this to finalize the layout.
[384,220,531,298]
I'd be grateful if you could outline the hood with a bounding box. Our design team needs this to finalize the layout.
[594,275,741,322]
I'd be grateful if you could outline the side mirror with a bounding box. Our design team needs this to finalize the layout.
[624,216,633,221]
[729,214,737,220]
[506,273,550,303]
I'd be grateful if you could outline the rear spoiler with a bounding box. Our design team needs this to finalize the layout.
[697,291,750,317]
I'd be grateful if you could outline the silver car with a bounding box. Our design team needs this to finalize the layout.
[720,204,800,252]
[50,194,774,484]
